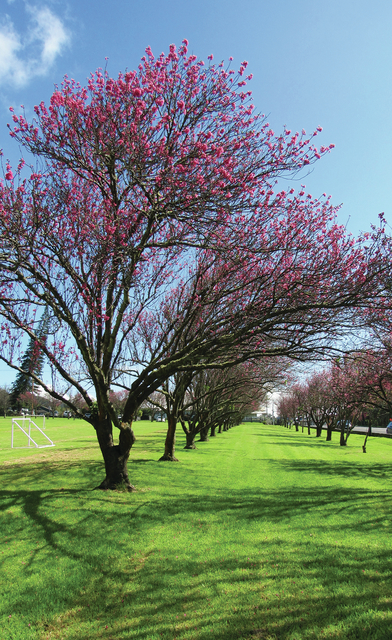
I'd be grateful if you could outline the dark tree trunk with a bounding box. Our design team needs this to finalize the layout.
[218,424,222,433]
[316,424,322,437]
[307,425,311,435]
[295,424,299,432]
[362,426,371,453]
[210,424,217,437]
[199,425,209,441]
[180,418,197,449]
[326,422,333,441]
[95,418,136,490]
[184,431,196,449]
[159,415,179,461]
[339,428,346,447]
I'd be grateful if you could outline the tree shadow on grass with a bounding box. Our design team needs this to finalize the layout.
[271,459,391,481]
[2,481,391,547]
[3,502,392,640]
[2,443,392,640]
[252,432,337,444]
[2,476,392,639]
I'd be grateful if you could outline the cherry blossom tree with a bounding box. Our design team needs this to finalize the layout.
[329,350,392,448]
[108,389,129,416]
[301,358,368,445]
[0,41,386,489]
[294,370,333,437]
[285,364,358,443]
[277,393,297,429]
[69,393,89,414]
[355,352,392,423]
[279,383,310,432]
[18,391,41,414]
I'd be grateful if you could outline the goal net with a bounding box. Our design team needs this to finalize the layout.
[11,416,55,449]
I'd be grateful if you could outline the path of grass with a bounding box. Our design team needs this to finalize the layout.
[1,418,391,640]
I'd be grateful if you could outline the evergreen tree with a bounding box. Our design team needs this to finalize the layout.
[9,308,50,409]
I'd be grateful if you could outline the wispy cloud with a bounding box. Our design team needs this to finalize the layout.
[0,4,71,88]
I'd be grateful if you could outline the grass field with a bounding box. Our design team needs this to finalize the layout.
[1,417,391,640]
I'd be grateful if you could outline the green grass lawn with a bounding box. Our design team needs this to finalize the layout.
[1,417,391,640]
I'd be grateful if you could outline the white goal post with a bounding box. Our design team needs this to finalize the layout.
[11,416,55,449]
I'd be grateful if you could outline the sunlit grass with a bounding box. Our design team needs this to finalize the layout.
[1,418,391,639]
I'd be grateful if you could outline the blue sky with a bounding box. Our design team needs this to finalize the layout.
[0,0,391,386]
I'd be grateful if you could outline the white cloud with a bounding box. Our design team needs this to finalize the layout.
[0,4,71,88]
[0,17,27,86]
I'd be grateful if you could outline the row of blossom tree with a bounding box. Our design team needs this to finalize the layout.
[146,358,286,459]
[0,41,389,489]
[279,350,392,450]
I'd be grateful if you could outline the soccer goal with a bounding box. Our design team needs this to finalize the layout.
[11,416,55,449]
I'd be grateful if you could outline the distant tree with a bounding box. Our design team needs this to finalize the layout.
[108,390,129,416]
[0,386,10,417]
[41,391,63,416]
[347,350,392,426]
[326,350,392,450]
[277,394,297,429]
[18,391,41,414]
[305,358,366,445]
[280,384,308,432]
[305,372,331,437]
[69,393,89,414]
[295,371,332,437]
[9,307,49,409]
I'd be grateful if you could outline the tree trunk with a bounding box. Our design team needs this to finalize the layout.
[362,426,371,453]
[180,418,197,449]
[339,428,346,447]
[184,431,196,449]
[344,425,353,445]
[210,424,217,437]
[159,415,179,461]
[95,419,136,490]
[199,425,209,441]
[326,423,333,441]
[316,424,322,437]
[218,424,222,434]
